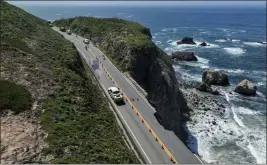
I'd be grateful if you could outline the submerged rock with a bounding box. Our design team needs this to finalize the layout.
[170,51,198,61]
[234,79,257,96]
[199,42,209,46]
[202,69,230,86]
[196,82,220,95]
[176,37,196,45]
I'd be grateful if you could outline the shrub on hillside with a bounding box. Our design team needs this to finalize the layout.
[0,80,32,113]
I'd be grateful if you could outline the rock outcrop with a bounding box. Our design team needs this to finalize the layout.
[196,82,219,95]
[54,17,190,139]
[202,69,230,86]
[177,37,196,45]
[199,42,209,46]
[234,79,257,96]
[170,51,198,61]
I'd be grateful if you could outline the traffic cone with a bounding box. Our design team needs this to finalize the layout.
[170,157,175,163]
[161,144,165,150]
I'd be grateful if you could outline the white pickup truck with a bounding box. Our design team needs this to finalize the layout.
[108,87,124,103]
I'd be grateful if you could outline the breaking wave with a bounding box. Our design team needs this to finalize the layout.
[223,47,246,55]
[243,42,266,47]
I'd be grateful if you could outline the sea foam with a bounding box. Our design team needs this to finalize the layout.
[243,42,266,47]
[215,39,227,43]
[223,47,246,55]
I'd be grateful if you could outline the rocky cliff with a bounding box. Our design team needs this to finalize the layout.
[54,17,190,139]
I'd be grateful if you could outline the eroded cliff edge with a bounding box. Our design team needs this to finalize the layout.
[54,17,190,141]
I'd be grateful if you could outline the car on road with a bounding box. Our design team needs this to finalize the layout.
[59,27,66,32]
[108,87,124,103]
[47,21,53,27]
[83,38,89,44]
[66,30,72,35]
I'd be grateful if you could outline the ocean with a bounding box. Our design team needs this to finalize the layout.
[11,3,266,164]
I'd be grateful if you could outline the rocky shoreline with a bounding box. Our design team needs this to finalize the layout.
[179,82,231,156]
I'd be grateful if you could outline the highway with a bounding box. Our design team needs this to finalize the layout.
[53,27,204,164]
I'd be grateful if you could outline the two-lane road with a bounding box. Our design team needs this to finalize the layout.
[53,27,204,164]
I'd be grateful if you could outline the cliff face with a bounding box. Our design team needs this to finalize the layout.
[54,17,190,138]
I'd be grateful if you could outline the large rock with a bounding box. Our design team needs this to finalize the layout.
[177,37,196,45]
[199,42,209,46]
[196,82,220,95]
[202,69,230,86]
[234,79,257,96]
[170,51,198,61]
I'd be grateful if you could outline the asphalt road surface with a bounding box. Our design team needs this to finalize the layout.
[53,27,204,164]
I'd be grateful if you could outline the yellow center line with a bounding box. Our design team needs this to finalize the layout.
[85,47,179,164]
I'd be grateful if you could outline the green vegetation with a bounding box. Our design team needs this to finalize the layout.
[0,80,32,114]
[1,2,139,163]
[54,17,172,76]
[54,16,153,47]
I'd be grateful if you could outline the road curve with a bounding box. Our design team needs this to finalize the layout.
[53,27,204,164]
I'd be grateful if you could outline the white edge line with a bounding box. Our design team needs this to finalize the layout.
[76,47,153,164]
[194,154,205,164]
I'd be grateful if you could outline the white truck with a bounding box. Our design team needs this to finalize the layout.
[66,30,72,35]
[108,87,124,103]
[83,38,89,44]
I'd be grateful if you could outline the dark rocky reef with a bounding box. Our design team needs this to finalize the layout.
[199,42,209,46]
[202,69,230,86]
[171,51,198,61]
[196,82,220,95]
[257,41,266,44]
[177,37,196,45]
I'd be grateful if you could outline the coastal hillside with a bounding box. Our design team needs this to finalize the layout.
[0,2,139,163]
[54,17,190,140]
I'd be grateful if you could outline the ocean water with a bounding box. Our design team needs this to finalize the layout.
[11,3,266,164]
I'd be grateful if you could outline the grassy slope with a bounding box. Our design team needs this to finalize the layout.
[54,17,152,47]
[54,17,172,73]
[1,2,138,163]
